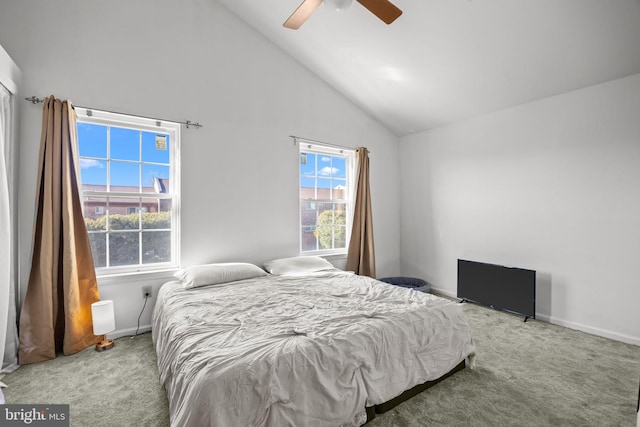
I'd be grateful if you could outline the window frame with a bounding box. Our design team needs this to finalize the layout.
[75,108,181,277]
[298,143,354,256]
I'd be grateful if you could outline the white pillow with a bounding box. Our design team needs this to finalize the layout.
[263,256,336,276]
[174,262,267,289]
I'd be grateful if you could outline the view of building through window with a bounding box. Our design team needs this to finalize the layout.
[77,110,179,272]
[299,145,353,254]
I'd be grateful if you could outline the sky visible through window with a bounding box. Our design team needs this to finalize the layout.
[78,122,171,189]
[300,152,346,189]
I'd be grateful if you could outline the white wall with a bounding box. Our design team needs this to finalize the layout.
[0,0,400,337]
[400,73,640,345]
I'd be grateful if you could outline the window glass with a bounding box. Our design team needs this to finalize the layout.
[109,232,140,266]
[77,109,180,274]
[83,196,107,230]
[78,123,107,158]
[332,157,346,179]
[298,144,353,255]
[110,161,140,192]
[142,199,172,230]
[142,131,170,164]
[88,233,106,268]
[142,164,170,191]
[110,127,140,161]
[80,159,107,186]
[142,231,171,264]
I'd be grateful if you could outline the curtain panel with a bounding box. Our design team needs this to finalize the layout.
[0,83,18,373]
[346,147,376,278]
[18,96,101,365]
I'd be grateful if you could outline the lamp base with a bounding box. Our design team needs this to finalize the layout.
[95,339,115,352]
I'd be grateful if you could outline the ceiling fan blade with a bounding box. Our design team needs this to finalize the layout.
[356,0,402,24]
[283,0,324,29]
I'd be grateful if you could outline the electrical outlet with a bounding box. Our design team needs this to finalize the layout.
[142,286,152,299]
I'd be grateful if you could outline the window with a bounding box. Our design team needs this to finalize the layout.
[299,143,354,254]
[126,207,148,215]
[76,109,180,274]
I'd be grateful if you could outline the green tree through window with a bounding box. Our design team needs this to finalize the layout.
[316,210,346,250]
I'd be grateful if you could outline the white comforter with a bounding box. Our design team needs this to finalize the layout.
[152,272,475,427]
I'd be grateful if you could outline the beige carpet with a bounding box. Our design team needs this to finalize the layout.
[2,302,639,426]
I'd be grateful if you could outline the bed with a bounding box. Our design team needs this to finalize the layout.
[152,258,475,426]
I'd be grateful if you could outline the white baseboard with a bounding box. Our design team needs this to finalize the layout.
[430,287,458,299]
[431,285,640,347]
[108,325,152,340]
[534,314,640,347]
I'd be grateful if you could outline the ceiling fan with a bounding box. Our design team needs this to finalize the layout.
[283,0,402,30]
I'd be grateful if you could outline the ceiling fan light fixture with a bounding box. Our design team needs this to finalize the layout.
[325,0,353,12]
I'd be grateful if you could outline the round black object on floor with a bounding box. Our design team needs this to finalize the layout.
[378,277,431,293]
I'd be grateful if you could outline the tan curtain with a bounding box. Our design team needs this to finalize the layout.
[346,147,376,277]
[18,96,100,365]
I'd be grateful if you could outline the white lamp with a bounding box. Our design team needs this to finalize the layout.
[91,300,116,352]
[325,0,353,11]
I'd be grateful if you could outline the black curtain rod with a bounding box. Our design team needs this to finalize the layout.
[25,96,203,129]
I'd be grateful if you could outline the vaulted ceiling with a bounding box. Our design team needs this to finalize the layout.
[218,0,640,136]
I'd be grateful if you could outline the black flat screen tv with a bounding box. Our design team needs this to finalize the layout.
[457,259,536,321]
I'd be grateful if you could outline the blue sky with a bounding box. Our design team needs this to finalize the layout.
[300,152,346,189]
[78,122,170,188]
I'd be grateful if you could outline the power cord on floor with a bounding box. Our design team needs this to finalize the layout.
[134,294,149,337]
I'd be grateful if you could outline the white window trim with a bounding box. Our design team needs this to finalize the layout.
[76,108,181,278]
[298,143,354,256]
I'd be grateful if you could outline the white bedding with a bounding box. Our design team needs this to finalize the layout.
[152,271,475,427]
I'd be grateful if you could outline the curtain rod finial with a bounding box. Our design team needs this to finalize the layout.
[25,96,42,104]
[185,120,203,129]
